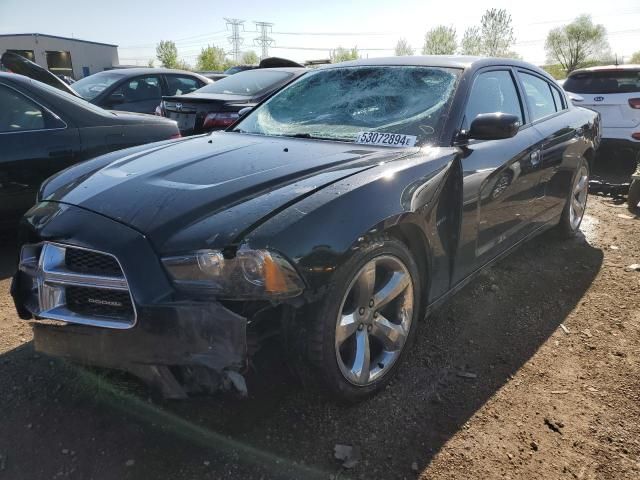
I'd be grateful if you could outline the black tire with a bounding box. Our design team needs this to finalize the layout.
[556,157,590,238]
[628,179,640,212]
[305,237,421,403]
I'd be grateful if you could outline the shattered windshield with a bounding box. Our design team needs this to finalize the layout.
[234,66,460,144]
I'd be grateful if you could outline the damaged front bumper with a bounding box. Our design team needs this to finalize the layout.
[11,202,248,398]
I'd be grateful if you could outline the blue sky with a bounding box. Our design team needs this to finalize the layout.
[1,0,639,66]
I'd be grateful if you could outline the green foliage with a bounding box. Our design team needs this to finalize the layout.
[545,15,610,73]
[175,59,191,71]
[241,51,260,65]
[460,27,483,55]
[156,40,178,68]
[395,38,414,57]
[422,26,457,55]
[459,9,516,57]
[480,8,516,57]
[630,51,640,64]
[542,64,567,80]
[331,46,359,63]
[394,38,414,56]
[196,44,230,71]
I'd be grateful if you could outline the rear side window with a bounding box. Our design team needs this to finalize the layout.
[165,75,202,95]
[114,76,162,102]
[564,70,640,94]
[518,72,556,121]
[463,70,523,129]
[0,84,45,132]
[550,85,566,111]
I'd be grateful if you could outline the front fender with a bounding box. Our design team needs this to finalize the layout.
[245,148,459,301]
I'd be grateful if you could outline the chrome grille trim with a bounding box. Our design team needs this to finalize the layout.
[18,242,137,329]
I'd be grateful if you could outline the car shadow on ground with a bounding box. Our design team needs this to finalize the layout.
[0,228,604,480]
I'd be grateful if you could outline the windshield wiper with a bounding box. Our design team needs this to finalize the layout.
[281,133,350,141]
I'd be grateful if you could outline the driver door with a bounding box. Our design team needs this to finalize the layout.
[453,68,546,284]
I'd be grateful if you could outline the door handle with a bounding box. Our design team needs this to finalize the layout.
[530,150,541,167]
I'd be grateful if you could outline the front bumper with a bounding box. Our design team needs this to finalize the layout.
[12,201,248,398]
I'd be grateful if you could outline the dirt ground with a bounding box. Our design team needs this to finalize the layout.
[0,194,638,480]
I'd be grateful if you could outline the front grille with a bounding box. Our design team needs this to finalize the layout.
[18,242,136,329]
[65,248,122,277]
[66,286,134,321]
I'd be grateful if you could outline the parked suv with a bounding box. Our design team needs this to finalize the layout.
[564,65,640,150]
[564,65,640,207]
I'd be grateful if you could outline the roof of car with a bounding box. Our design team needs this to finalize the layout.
[326,55,549,73]
[569,64,640,75]
[232,67,306,73]
[95,68,203,76]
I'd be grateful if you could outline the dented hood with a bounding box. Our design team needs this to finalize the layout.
[41,132,417,252]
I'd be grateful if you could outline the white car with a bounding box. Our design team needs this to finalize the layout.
[563,65,640,149]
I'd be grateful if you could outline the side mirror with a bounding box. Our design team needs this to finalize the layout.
[108,92,125,105]
[467,113,520,141]
[238,106,252,117]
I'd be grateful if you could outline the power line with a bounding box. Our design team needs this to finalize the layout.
[225,18,245,63]
[254,21,275,59]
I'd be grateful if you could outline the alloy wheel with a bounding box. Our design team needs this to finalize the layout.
[334,255,414,386]
[569,164,589,230]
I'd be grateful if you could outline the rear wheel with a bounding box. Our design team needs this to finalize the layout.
[556,158,589,238]
[306,238,421,402]
[628,179,640,212]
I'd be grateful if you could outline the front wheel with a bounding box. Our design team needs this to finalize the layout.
[556,158,590,238]
[306,238,421,402]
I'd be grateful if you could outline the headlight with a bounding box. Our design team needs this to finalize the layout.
[162,247,304,299]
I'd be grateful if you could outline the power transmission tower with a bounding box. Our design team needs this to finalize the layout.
[225,18,245,63]
[254,21,274,59]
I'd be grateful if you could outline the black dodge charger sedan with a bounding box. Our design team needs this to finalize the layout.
[12,56,600,402]
[0,72,180,229]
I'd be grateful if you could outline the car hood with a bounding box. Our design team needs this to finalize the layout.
[42,132,418,252]
[1,51,79,97]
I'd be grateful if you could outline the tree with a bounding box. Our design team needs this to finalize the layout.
[241,50,259,65]
[156,40,178,68]
[196,44,229,71]
[480,8,515,57]
[147,59,155,68]
[631,51,640,64]
[176,59,191,71]
[394,38,414,56]
[331,46,359,63]
[545,15,610,74]
[460,27,483,55]
[422,26,457,55]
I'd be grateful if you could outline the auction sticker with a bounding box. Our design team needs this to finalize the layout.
[355,132,417,147]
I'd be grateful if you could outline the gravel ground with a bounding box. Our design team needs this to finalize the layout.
[0,194,638,480]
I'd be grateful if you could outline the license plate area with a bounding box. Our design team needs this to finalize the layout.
[169,112,196,131]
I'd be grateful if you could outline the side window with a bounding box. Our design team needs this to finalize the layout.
[518,72,556,121]
[0,85,46,132]
[550,84,566,111]
[165,75,201,95]
[463,70,523,130]
[114,76,162,102]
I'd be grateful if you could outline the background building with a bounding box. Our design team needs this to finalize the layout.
[0,33,119,80]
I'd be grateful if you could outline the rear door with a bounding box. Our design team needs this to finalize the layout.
[0,82,81,224]
[106,75,163,114]
[517,70,577,220]
[564,69,640,132]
